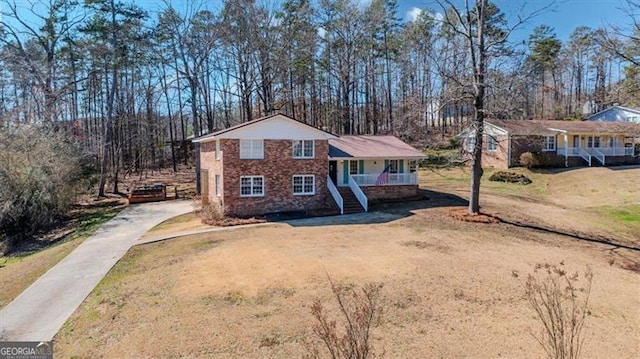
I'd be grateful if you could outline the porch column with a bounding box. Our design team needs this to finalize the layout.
[564,133,568,167]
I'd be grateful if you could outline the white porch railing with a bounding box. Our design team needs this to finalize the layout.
[348,175,368,212]
[327,175,343,214]
[593,148,605,165]
[598,147,634,156]
[350,173,418,187]
[560,147,633,157]
[578,148,591,166]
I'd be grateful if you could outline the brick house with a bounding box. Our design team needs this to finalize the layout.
[193,114,426,217]
[460,120,640,168]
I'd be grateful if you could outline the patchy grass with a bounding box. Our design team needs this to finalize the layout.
[141,212,208,240]
[52,166,640,358]
[0,203,123,309]
[54,208,639,358]
[421,166,640,247]
[595,205,640,229]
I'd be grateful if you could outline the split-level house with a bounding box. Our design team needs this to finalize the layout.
[193,114,426,217]
[460,120,640,168]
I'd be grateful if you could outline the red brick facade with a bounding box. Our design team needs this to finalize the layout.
[201,139,330,217]
[362,185,419,204]
[479,135,640,168]
[481,135,510,168]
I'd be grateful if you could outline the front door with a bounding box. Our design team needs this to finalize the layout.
[329,161,337,185]
[572,135,580,155]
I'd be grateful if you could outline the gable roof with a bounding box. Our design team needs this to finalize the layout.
[487,119,640,136]
[192,113,337,142]
[329,135,425,159]
[587,105,640,121]
[487,120,558,136]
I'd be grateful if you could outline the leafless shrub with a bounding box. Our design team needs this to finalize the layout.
[306,277,384,359]
[195,200,226,225]
[0,125,90,252]
[519,152,540,168]
[524,262,593,359]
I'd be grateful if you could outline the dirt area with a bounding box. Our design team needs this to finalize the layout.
[54,166,640,358]
[120,165,197,199]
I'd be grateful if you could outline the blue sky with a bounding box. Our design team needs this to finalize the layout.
[398,0,632,42]
[1,0,632,44]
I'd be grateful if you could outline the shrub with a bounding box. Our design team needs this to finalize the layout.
[488,171,532,185]
[519,152,540,168]
[196,200,227,225]
[0,125,87,252]
[523,262,593,359]
[306,278,384,359]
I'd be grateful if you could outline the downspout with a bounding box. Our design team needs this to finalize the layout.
[564,133,568,167]
[507,133,512,168]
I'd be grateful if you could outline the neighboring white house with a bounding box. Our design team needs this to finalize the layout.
[587,105,640,123]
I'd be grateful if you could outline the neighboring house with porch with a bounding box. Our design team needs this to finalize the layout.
[587,105,640,123]
[460,120,640,168]
[193,114,426,217]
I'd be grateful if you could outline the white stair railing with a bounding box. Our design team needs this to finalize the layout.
[327,175,343,214]
[348,175,368,212]
[593,148,606,165]
[578,148,591,166]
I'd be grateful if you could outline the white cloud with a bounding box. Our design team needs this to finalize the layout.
[406,7,422,22]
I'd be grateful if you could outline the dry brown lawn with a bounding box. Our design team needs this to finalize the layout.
[55,166,640,358]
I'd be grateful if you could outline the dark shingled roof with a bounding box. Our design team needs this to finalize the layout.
[329,135,425,159]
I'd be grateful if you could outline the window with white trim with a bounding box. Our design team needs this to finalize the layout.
[542,136,556,151]
[349,160,358,175]
[292,175,315,195]
[292,140,314,158]
[239,139,264,159]
[466,136,476,152]
[487,136,497,151]
[593,136,601,148]
[215,140,221,160]
[215,175,221,196]
[388,160,399,174]
[240,176,264,197]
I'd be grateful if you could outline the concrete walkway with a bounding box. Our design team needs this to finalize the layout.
[0,200,193,341]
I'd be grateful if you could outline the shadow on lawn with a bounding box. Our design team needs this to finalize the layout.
[282,188,467,228]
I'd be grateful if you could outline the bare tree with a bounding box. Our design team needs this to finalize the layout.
[436,0,548,214]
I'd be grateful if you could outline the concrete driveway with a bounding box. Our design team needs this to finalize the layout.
[0,200,193,341]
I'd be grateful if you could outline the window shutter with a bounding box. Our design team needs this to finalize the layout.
[343,161,349,184]
[399,160,404,173]
[358,160,364,174]
[384,159,389,169]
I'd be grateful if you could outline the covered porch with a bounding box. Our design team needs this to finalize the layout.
[331,158,419,187]
[555,132,635,166]
[327,135,426,214]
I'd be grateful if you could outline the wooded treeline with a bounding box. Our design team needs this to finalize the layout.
[0,0,639,187]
